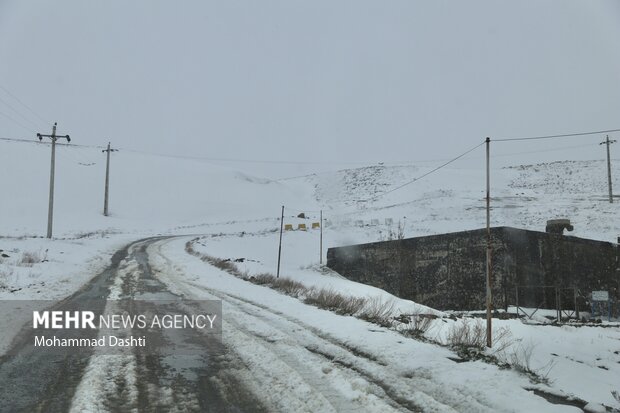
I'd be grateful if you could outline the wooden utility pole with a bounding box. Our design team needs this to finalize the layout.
[37,122,70,238]
[277,206,284,278]
[485,137,492,348]
[600,135,616,203]
[102,142,118,216]
[320,210,323,264]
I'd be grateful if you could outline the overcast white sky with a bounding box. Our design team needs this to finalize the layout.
[1,0,620,175]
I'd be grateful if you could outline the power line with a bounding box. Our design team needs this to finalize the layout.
[0,136,104,149]
[0,109,35,133]
[4,130,615,167]
[119,147,397,166]
[2,139,377,165]
[1,136,100,167]
[0,85,50,126]
[122,131,613,167]
[365,140,486,201]
[2,128,617,179]
[3,134,615,173]
[0,95,43,130]
[0,137,35,143]
[494,128,620,142]
[361,131,615,203]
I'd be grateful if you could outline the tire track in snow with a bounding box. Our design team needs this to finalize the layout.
[0,244,132,413]
[69,251,146,412]
[79,238,267,413]
[148,238,500,413]
[176,285,468,413]
[149,243,364,413]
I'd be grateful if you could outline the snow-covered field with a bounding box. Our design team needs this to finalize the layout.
[1,138,619,411]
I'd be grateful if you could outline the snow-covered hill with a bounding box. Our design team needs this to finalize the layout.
[2,138,618,243]
[0,139,317,237]
[1,139,620,410]
[289,159,619,246]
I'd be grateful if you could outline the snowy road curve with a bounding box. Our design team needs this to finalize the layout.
[0,237,584,412]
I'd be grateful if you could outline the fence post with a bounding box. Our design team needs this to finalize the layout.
[574,288,579,320]
[515,286,519,317]
[556,287,561,322]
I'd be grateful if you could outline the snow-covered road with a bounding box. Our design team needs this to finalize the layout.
[0,237,263,413]
[145,237,585,413]
[0,236,593,412]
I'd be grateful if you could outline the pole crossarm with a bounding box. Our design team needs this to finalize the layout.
[37,133,70,141]
[102,146,119,153]
[37,122,70,143]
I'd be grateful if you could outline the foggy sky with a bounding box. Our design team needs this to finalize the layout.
[1,0,620,175]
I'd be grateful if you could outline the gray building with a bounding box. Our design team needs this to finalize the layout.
[327,225,620,311]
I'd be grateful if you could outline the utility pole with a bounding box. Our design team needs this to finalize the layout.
[485,137,492,348]
[600,135,616,203]
[320,210,323,264]
[37,122,70,239]
[277,206,284,278]
[102,142,118,216]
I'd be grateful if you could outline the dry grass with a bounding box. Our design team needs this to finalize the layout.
[304,288,367,315]
[186,240,242,276]
[272,277,307,297]
[248,273,307,297]
[506,341,554,383]
[72,230,116,239]
[19,250,46,267]
[248,273,275,285]
[0,267,13,287]
[446,319,486,350]
[211,258,239,273]
[250,274,368,315]
[401,313,436,337]
[185,238,396,328]
[357,296,396,327]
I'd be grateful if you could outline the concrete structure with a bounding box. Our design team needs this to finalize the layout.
[327,226,620,311]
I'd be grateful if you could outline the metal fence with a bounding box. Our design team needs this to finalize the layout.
[511,285,618,321]
[513,285,585,321]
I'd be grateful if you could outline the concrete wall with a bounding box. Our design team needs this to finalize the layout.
[502,227,619,309]
[326,227,620,311]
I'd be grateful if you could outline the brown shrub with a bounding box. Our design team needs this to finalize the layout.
[401,314,435,337]
[446,319,486,350]
[304,288,366,315]
[357,297,396,327]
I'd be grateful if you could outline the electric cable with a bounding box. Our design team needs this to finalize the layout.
[0,110,35,133]
[0,85,50,126]
[494,128,620,142]
[0,95,43,130]
[364,140,486,201]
